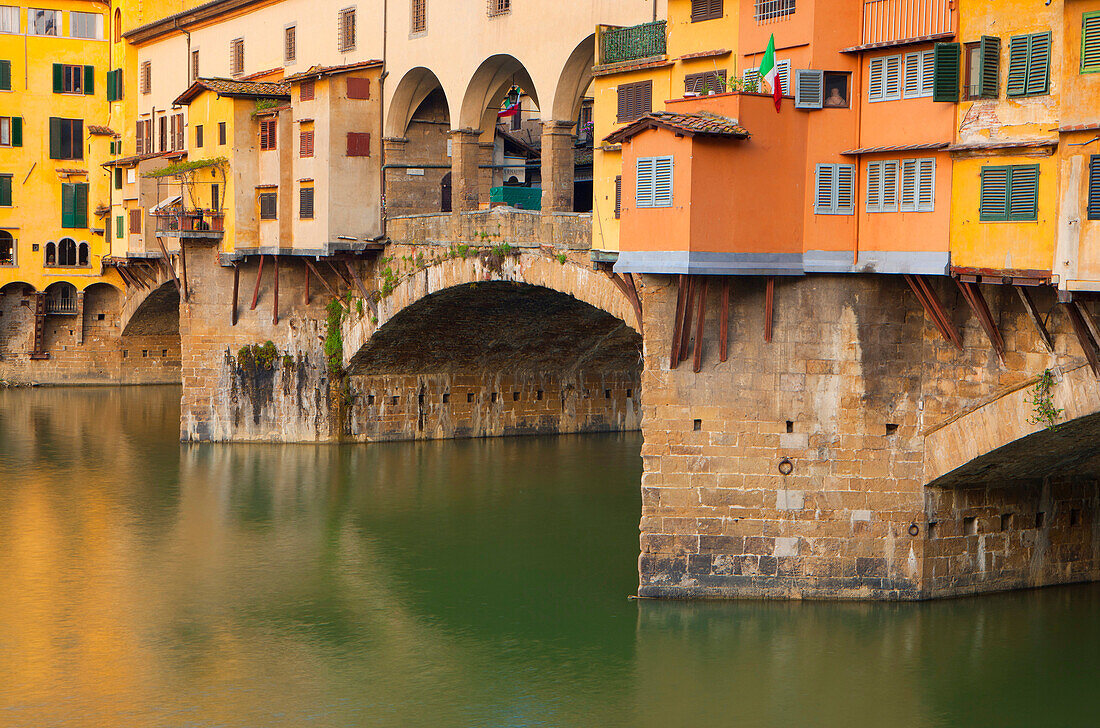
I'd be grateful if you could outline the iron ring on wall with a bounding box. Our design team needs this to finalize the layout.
[778,458,793,476]
[908,523,920,537]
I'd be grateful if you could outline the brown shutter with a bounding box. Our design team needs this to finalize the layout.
[135,120,143,154]
[175,114,184,150]
[346,132,370,156]
[346,76,370,99]
[300,79,315,101]
[617,84,628,122]
[300,129,314,157]
[639,80,652,116]
[614,176,622,218]
[129,208,142,233]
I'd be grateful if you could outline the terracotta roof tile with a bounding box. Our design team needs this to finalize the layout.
[604,111,748,144]
[947,138,1058,152]
[174,77,290,105]
[284,60,382,83]
[842,142,948,155]
[88,125,118,137]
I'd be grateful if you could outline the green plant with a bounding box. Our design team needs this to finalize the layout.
[324,299,345,375]
[254,98,281,112]
[1026,369,1063,431]
[556,252,567,265]
[237,340,279,370]
[144,156,228,178]
[282,353,294,369]
[356,298,364,317]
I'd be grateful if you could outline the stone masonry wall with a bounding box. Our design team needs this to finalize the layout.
[637,273,1100,600]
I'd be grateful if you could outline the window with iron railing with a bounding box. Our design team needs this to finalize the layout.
[754,0,794,23]
[599,21,666,65]
[487,0,510,17]
[338,7,355,52]
[230,38,244,76]
[411,0,426,33]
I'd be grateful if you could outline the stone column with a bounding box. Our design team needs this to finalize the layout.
[540,120,576,213]
[381,137,408,217]
[450,129,483,212]
[478,141,496,208]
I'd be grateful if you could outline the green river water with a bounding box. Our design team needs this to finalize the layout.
[0,385,1096,727]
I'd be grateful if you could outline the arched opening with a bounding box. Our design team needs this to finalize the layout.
[440,172,452,213]
[44,242,56,266]
[78,242,89,267]
[112,8,121,43]
[0,229,13,265]
[44,281,77,315]
[346,281,642,441]
[122,280,180,337]
[58,238,77,267]
[553,34,596,213]
[384,69,453,217]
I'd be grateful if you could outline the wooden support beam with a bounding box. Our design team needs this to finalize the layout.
[326,259,352,288]
[115,266,137,289]
[623,272,643,336]
[178,245,189,302]
[764,276,774,343]
[679,275,695,363]
[669,274,687,369]
[693,277,707,373]
[345,260,371,301]
[155,237,181,295]
[1076,299,1100,349]
[128,265,152,289]
[272,255,279,325]
[956,279,1004,362]
[231,264,239,326]
[904,274,962,348]
[1014,285,1054,353]
[304,262,311,306]
[1063,301,1100,376]
[304,258,339,298]
[719,277,729,362]
[250,254,265,310]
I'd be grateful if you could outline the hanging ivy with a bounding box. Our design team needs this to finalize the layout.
[1026,369,1063,431]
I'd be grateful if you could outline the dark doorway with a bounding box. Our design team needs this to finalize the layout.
[441,172,452,213]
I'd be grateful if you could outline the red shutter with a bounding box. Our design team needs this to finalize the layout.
[135,120,143,154]
[346,132,370,157]
[346,77,370,99]
[300,79,314,101]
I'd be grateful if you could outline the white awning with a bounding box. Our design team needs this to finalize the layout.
[150,194,182,212]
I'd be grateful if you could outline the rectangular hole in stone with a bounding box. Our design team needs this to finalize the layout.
[1000,513,1012,532]
[491,392,498,403]
[122,350,128,358]
[928,521,938,538]
[963,516,977,536]
[1035,512,1045,529]
[886,423,899,435]
[442,393,450,404]
[785,420,794,433]
[513,391,520,401]
[97,313,105,320]
[693,419,702,431]
[142,350,148,358]
[162,349,168,357]
[367,394,375,405]
[626,388,632,398]
[391,396,398,406]
[536,390,543,401]
[418,392,424,406]
[1070,508,1080,527]
[605,389,611,399]
[467,393,475,403]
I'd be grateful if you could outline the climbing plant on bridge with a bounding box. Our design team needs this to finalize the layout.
[1026,369,1063,431]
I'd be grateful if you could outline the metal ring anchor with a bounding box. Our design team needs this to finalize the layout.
[778,458,793,476]
[908,523,920,537]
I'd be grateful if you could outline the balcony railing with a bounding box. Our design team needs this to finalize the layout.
[598,21,666,65]
[862,0,953,46]
[154,209,225,237]
[45,295,77,315]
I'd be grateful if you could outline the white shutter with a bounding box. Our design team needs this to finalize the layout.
[866,161,882,212]
[921,50,935,96]
[917,158,935,211]
[903,53,922,98]
[636,157,655,208]
[868,57,885,101]
[815,164,835,214]
[653,156,674,207]
[835,165,855,214]
[743,67,760,91]
[776,60,791,95]
[900,158,918,211]
[881,160,899,212]
[884,55,902,100]
[795,69,824,109]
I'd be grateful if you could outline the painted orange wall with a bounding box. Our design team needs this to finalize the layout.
[856,150,952,256]
[618,131,694,253]
[858,46,956,150]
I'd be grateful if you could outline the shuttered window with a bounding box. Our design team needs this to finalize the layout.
[49,117,82,160]
[794,69,823,108]
[616,80,652,123]
[230,38,244,77]
[191,50,199,82]
[900,157,935,212]
[300,79,315,101]
[636,156,673,208]
[487,0,510,17]
[868,55,902,102]
[0,60,10,91]
[300,129,314,157]
[814,163,855,215]
[129,208,142,234]
[300,186,314,219]
[172,113,184,150]
[116,215,124,239]
[865,160,898,213]
[1088,155,1100,220]
[259,118,277,150]
[411,0,426,33]
[347,77,370,99]
[219,122,227,145]
[285,25,296,64]
[691,0,722,22]
[980,164,1038,221]
[684,70,726,94]
[614,175,622,218]
[902,50,933,98]
[140,61,150,94]
[107,68,123,101]
[1082,12,1100,73]
[978,36,1000,98]
[0,116,21,147]
[258,192,277,220]
[338,8,355,52]
[347,132,370,156]
[195,124,204,148]
[0,175,11,206]
[53,63,93,94]
[1007,32,1050,97]
[61,183,88,228]
[743,59,790,94]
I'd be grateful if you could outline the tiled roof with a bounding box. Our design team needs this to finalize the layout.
[284,60,382,83]
[592,57,674,78]
[841,32,954,53]
[842,142,948,155]
[1056,123,1100,133]
[55,168,87,175]
[88,125,118,137]
[174,77,290,105]
[604,111,749,144]
[947,138,1058,152]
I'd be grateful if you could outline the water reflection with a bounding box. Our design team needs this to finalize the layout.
[0,386,1096,727]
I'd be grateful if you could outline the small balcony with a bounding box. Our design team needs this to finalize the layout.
[154,208,225,239]
[861,0,954,46]
[598,21,666,66]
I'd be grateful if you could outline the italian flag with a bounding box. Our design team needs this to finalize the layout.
[758,34,782,112]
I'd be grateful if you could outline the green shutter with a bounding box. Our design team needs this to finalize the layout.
[978,36,1000,99]
[48,117,61,158]
[106,69,116,101]
[52,63,62,93]
[932,42,960,102]
[1007,34,1028,96]
[980,166,1009,221]
[1088,155,1100,220]
[83,65,94,95]
[1026,32,1050,96]
[114,167,122,189]
[11,116,21,147]
[61,183,74,227]
[1007,164,1039,221]
[1084,12,1100,73]
[115,69,123,99]
[0,176,11,207]
[0,60,10,91]
[116,214,124,239]
[73,183,87,227]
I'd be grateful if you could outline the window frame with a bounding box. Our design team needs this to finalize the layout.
[865,159,899,213]
[684,69,727,95]
[814,163,855,215]
[299,185,314,219]
[691,0,723,22]
[487,0,510,18]
[338,7,356,52]
[899,157,936,213]
[230,37,244,77]
[1088,155,1100,220]
[616,80,652,123]
[70,11,103,40]
[259,118,277,151]
[258,191,277,220]
[1082,12,1100,74]
[284,24,296,64]
[980,164,1039,222]
[0,6,20,34]
[411,0,426,34]
[635,155,674,209]
[28,8,59,36]
[49,117,83,160]
[1006,32,1050,97]
[753,0,794,23]
[140,60,151,94]
[300,128,314,157]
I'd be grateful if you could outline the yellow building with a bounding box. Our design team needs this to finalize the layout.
[0,0,119,307]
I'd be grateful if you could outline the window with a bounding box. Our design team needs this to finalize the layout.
[44,241,54,264]
[0,230,13,265]
[691,0,722,21]
[1088,155,1100,220]
[614,175,621,218]
[190,50,199,82]
[0,174,11,206]
[219,121,227,145]
[57,240,77,266]
[126,168,135,184]
[140,61,150,94]
[964,38,1000,99]
[300,79,315,101]
[259,118,277,150]
[300,129,314,157]
[0,116,21,147]
[636,156,673,208]
[487,0,509,17]
[211,183,220,211]
[814,163,855,215]
[411,0,426,33]
[70,11,102,39]
[616,80,652,123]
[258,191,277,220]
[300,185,314,219]
[129,208,141,233]
[115,215,123,239]
[49,117,82,159]
[285,25,296,63]
[866,160,899,213]
[347,76,370,99]
[113,8,120,42]
[106,68,123,101]
[338,8,355,52]
[230,38,244,76]
[135,118,151,154]
[158,115,166,151]
[28,9,59,35]
[754,0,794,22]
[980,164,1038,221]
[900,157,935,212]
[113,167,122,189]
[346,132,370,156]
[743,60,790,94]
[61,183,88,228]
[171,113,184,150]
[195,124,203,148]
[868,55,901,101]
[685,70,726,94]
[54,64,92,94]
[902,50,933,98]
[1084,13,1100,73]
[0,6,19,34]
[1007,32,1050,97]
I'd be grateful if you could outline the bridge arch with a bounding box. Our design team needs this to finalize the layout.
[553,34,595,124]
[386,66,449,139]
[458,54,540,132]
[121,278,180,337]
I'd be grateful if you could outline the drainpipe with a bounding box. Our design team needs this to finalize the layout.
[378,0,388,241]
[652,0,657,23]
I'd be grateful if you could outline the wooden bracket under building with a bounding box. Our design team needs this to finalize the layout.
[303,258,339,298]
[608,271,643,336]
[155,237,182,299]
[272,255,279,325]
[719,278,730,362]
[956,279,1005,363]
[679,275,695,365]
[1014,285,1055,353]
[693,277,708,372]
[904,274,962,348]
[250,254,265,310]
[669,274,687,369]
[231,264,239,326]
[1062,300,1100,376]
[764,276,774,343]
